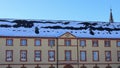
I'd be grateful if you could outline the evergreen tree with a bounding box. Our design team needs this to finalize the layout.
[35,27,39,34]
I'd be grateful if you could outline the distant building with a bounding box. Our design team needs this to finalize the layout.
[0,10,120,68]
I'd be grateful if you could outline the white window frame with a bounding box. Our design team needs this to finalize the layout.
[93,51,99,61]
[6,50,13,62]
[35,39,41,46]
[80,51,86,61]
[80,40,86,47]
[6,39,13,46]
[35,50,41,61]
[20,50,27,61]
[21,39,27,46]
[105,51,111,61]
[48,50,55,61]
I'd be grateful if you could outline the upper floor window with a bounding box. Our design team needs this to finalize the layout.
[48,50,55,61]
[6,50,13,62]
[20,50,27,62]
[6,39,13,46]
[35,50,41,61]
[80,51,86,61]
[35,39,41,46]
[80,40,86,47]
[104,40,110,47]
[65,39,71,46]
[65,50,71,61]
[117,41,120,47]
[92,40,98,47]
[117,51,120,61]
[21,39,27,46]
[93,51,99,61]
[48,39,55,47]
[105,51,111,61]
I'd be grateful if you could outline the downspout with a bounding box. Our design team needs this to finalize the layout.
[56,38,59,68]
[77,38,79,68]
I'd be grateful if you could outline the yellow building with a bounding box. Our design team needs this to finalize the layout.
[0,11,120,68]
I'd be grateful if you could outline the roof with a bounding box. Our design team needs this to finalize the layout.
[0,19,120,38]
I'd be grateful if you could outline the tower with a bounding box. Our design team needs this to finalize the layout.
[109,9,114,23]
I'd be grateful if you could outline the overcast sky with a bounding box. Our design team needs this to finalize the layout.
[0,0,120,22]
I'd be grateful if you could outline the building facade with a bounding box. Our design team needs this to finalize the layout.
[0,32,120,68]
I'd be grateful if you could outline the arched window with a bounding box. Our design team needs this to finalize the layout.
[6,65,12,68]
[49,65,55,68]
[93,66,99,68]
[64,64,73,68]
[106,65,112,68]
[35,66,41,68]
[6,66,12,68]
[118,66,120,68]
[80,64,87,68]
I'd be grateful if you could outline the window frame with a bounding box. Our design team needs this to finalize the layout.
[65,50,71,61]
[105,51,112,61]
[34,39,41,46]
[80,40,86,47]
[80,50,87,61]
[20,39,27,46]
[34,50,41,62]
[117,40,120,47]
[64,39,71,46]
[48,50,55,62]
[104,40,111,47]
[20,50,27,62]
[48,39,55,47]
[6,39,13,46]
[6,50,13,62]
[92,51,99,61]
[117,51,120,62]
[92,40,98,47]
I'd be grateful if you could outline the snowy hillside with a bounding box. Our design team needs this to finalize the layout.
[0,19,120,38]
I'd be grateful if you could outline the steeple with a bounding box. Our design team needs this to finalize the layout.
[109,9,114,23]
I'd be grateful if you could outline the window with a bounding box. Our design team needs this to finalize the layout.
[49,39,55,47]
[117,41,120,47]
[80,51,86,61]
[35,39,41,46]
[48,50,55,61]
[21,39,27,46]
[65,50,71,61]
[93,51,99,61]
[65,39,71,46]
[117,51,120,61]
[92,40,98,47]
[105,51,111,61]
[105,40,110,47]
[35,50,41,61]
[20,50,27,61]
[6,50,13,62]
[6,39,13,46]
[80,40,86,47]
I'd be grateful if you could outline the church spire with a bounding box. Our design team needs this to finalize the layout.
[109,9,114,23]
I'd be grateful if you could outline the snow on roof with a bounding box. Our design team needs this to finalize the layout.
[0,19,120,38]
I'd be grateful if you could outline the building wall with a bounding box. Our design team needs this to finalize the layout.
[0,34,120,68]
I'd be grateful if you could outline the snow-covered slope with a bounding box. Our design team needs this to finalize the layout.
[0,19,120,38]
